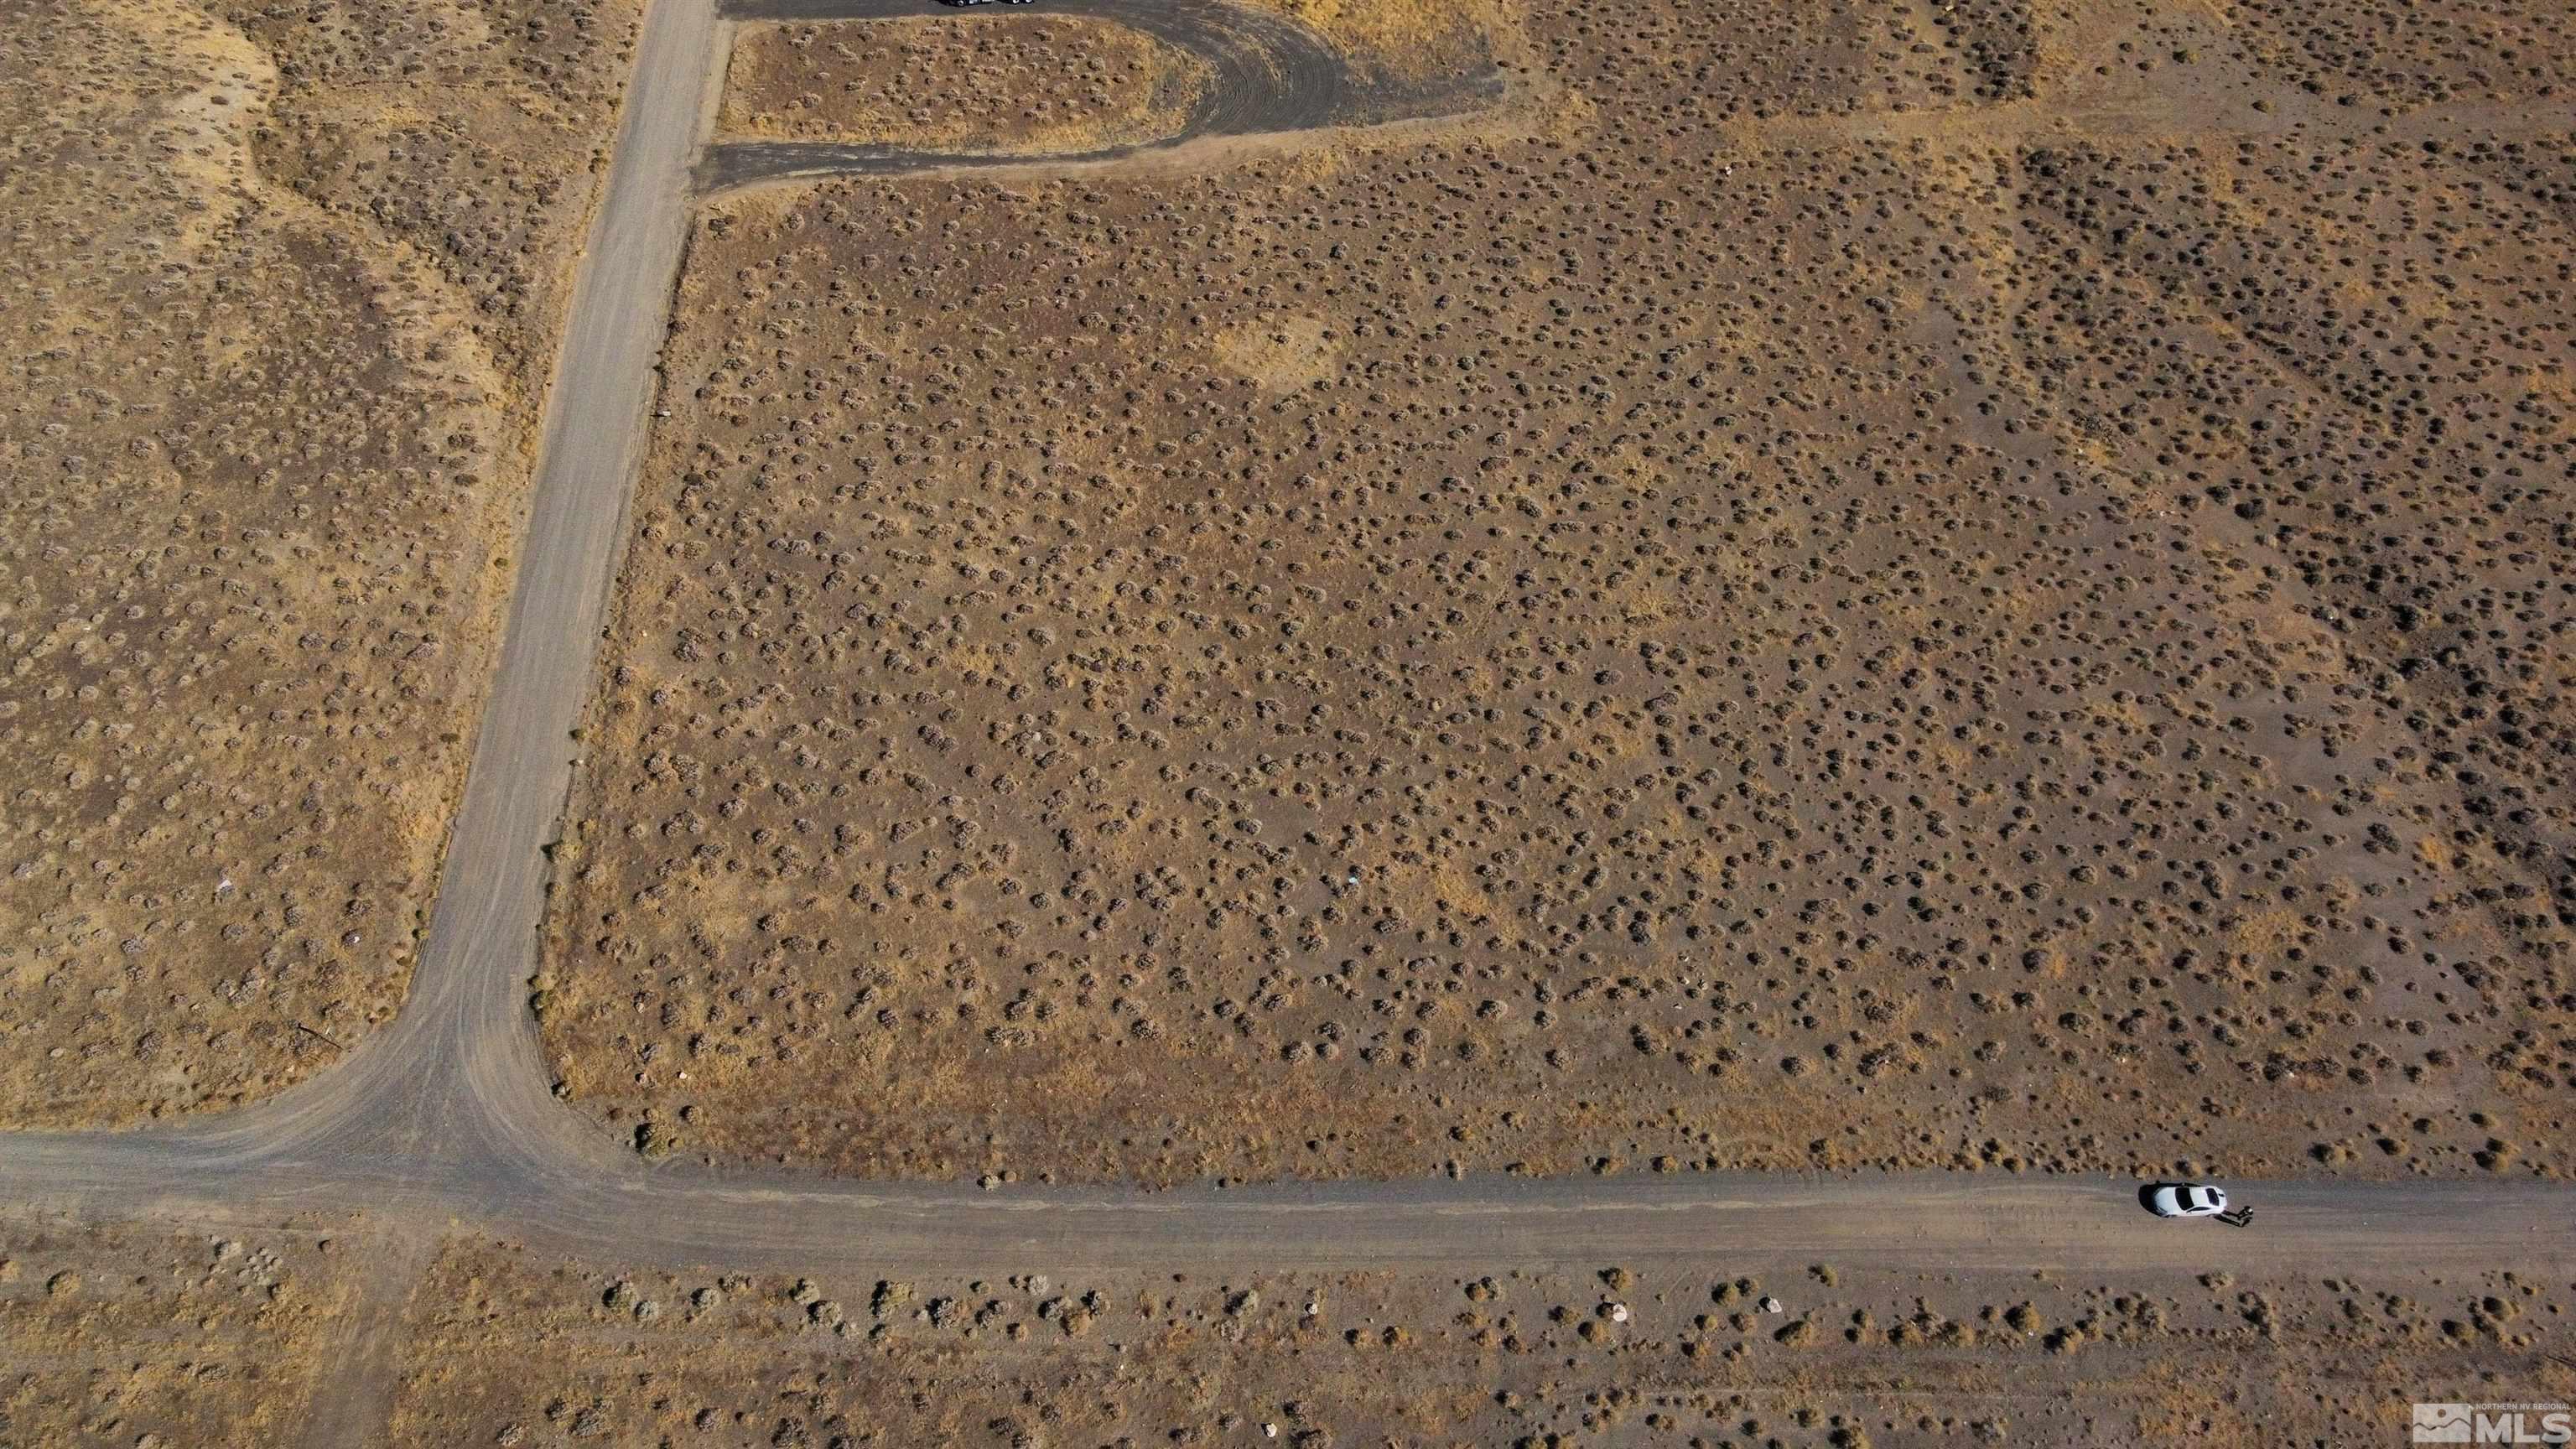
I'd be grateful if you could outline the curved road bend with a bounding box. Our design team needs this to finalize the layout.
[0,0,2568,1296]
[704,0,1504,190]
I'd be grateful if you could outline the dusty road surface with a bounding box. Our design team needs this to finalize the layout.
[702,0,1504,189]
[2,0,2572,1441]
[3,1119,2567,1279]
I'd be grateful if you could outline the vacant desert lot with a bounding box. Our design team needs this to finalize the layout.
[723,16,1211,155]
[0,1222,368,1447]
[7,1213,2561,1446]
[0,0,637,1124]
[207,1233,2576,1446]
[543,0,2576,1187]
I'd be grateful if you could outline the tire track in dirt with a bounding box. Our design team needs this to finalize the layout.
[296,1230,436,1449]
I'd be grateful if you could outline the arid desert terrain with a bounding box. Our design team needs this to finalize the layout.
[8,1218,2568,1446]
[1,0,642,1124]
[545,0,2576,1189]
[3,0,2573,1441]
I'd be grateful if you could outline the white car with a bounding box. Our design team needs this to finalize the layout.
[2148,1183,2231,1218]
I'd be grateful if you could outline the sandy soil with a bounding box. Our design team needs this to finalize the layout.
[0,0,639,1125]
[722,16,1211,156]
[543,0,2576,1186]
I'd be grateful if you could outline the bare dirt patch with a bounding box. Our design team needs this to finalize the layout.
[720,16,1210,156]
[0,0,638,1125]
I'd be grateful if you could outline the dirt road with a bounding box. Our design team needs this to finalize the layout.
[3,1115,2566,1279]
[0,0,2567,1410]
[703,0,1500,189]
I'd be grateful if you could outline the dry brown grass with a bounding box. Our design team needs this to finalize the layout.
[7,1218,2557,1445]
[377,1242,2568,1447]
[0,1222,361,1446]
[1249,0,1507,80]
[546,0,2576,1187]
[720,16,1209,155]
[0,0,639,1125]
